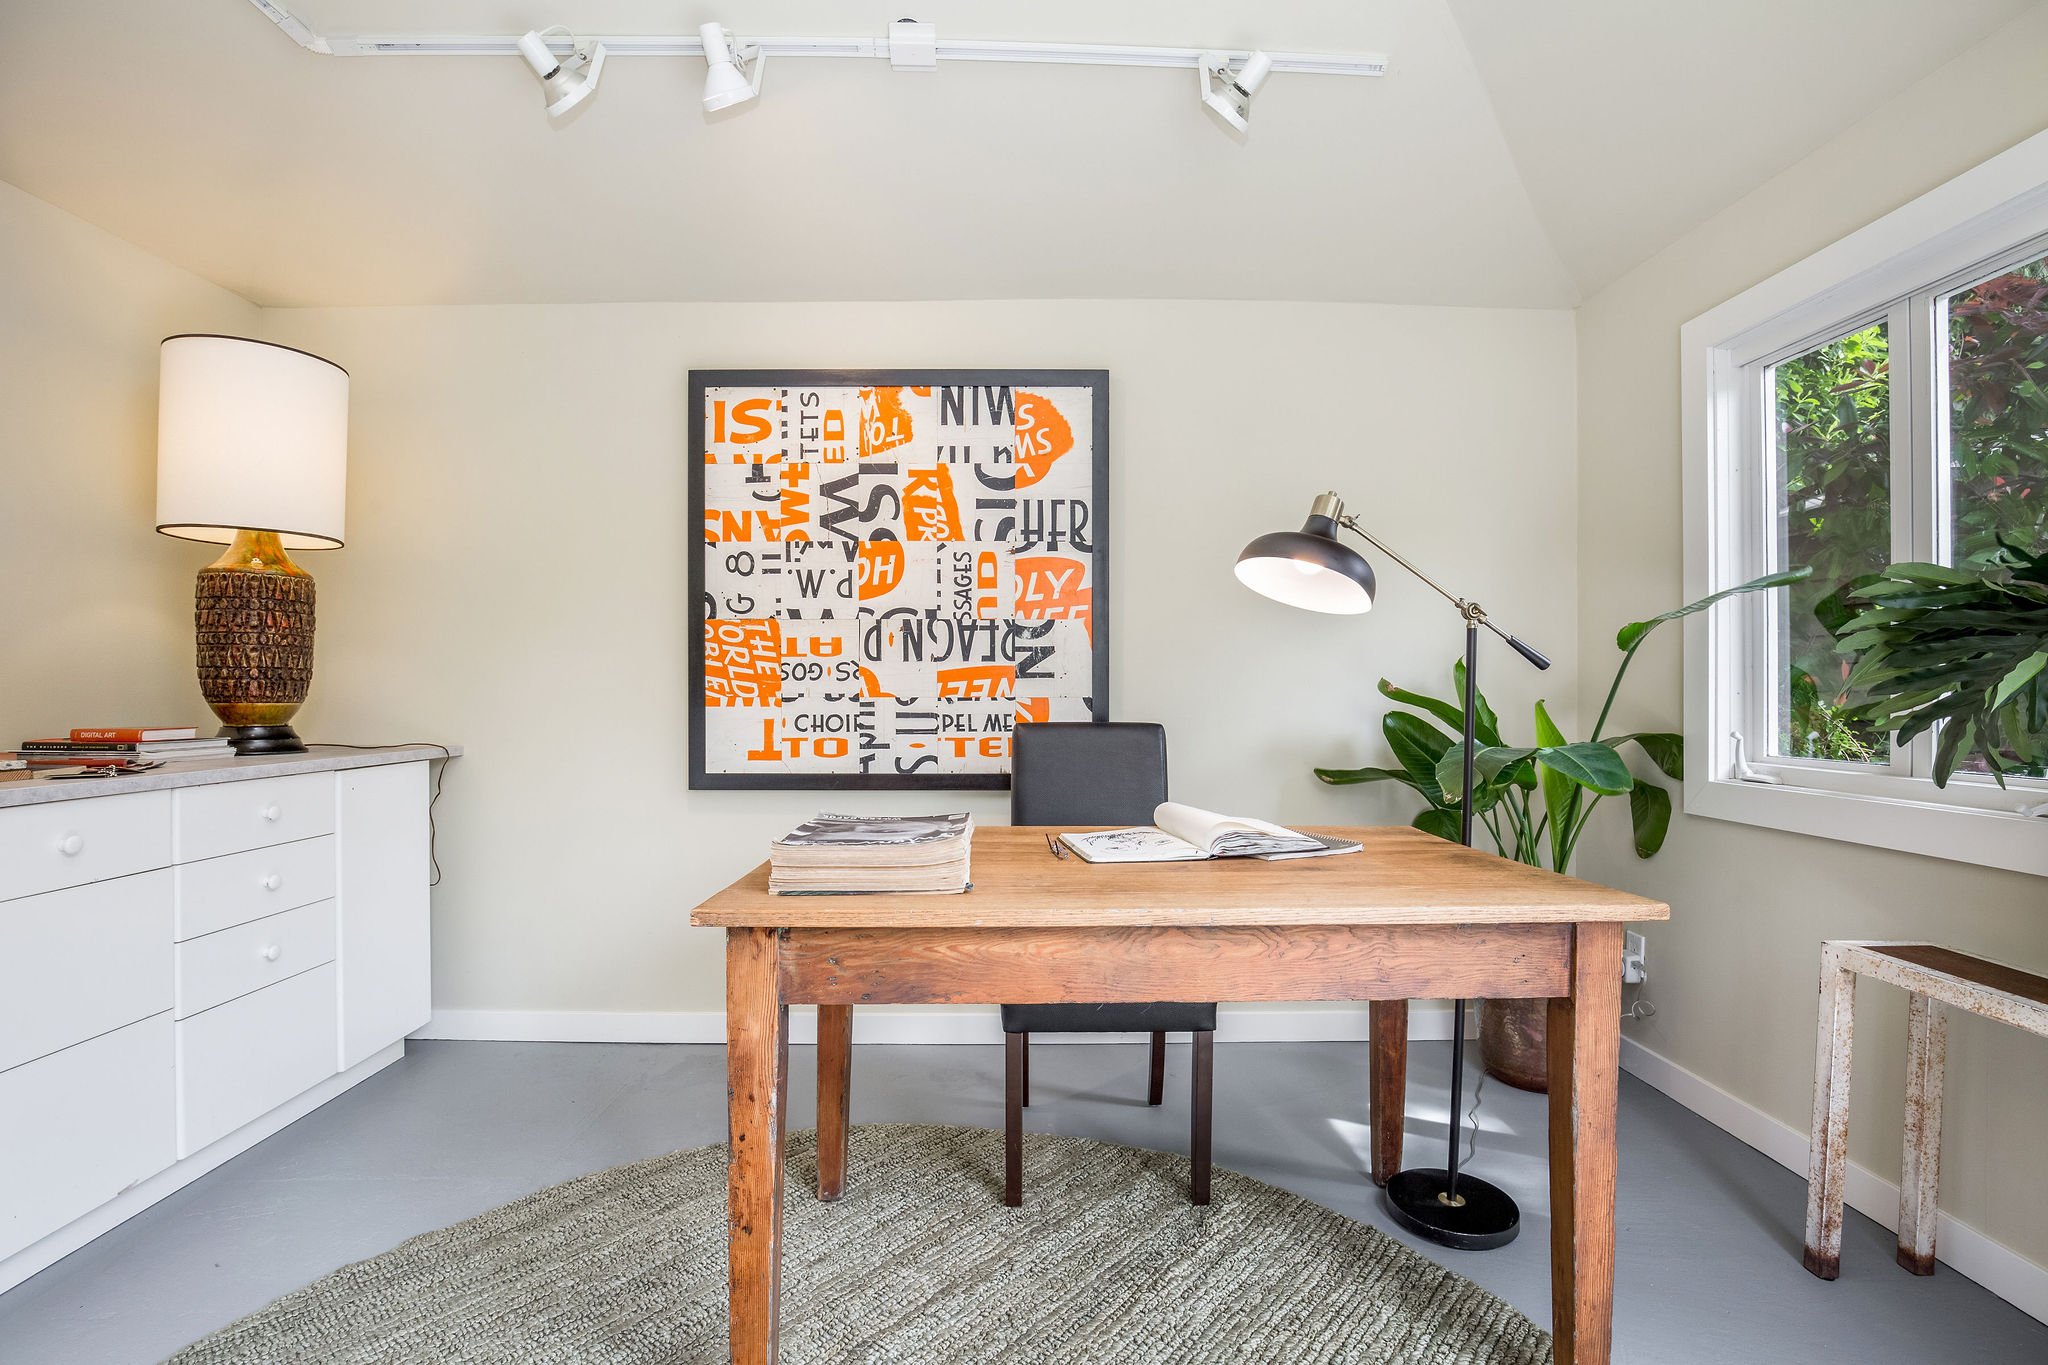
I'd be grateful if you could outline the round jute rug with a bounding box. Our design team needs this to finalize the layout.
[166,1124,1551,1364]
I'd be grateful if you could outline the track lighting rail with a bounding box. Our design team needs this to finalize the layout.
[244,1,1387,77]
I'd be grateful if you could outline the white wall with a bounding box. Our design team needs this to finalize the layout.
[1576,6,2048,1275]
[259,300,1579,1025]
[0,179,259,731]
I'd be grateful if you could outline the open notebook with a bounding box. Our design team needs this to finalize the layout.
[1057,802,1356,863]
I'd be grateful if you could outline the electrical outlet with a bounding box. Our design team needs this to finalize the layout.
[1622,931,1649,984]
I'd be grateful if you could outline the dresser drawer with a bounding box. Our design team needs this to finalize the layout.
[0,1013,175,1263]
[174,836,336,941]
[173,773,335,863]
[0,791,171,903]
[176,901,335,1020]
[176,962,337,1157]
[0,871,173,1073]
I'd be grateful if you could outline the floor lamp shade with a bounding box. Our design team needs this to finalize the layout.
[155,335,349,755]
[1233,520,1376,614]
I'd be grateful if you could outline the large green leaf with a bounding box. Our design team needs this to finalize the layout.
[1628,781,1672,858]
[1453,659,1504,747]
[1412,807,1461,843]
[1383,712,1455,805]
[1615,567,1813,651]
[1533,699,1577,873]
[1315,766,1420,789]
[1533,741,1636,796]
[1991,651,2048,709]
[1603,732,1684,780]
[1434,745,1537,802]
[1377,677,1502,749]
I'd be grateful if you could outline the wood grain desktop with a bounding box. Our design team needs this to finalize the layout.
[691,824,1669,1365]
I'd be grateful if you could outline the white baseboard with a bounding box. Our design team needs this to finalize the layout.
[1620,1035,2047,1325]
[412,1001,1466,1046]
[0,1041,406,1295]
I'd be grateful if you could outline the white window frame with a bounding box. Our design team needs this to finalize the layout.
[1682,126,2048,878]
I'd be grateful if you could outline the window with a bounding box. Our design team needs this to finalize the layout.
[1770,320,1893,767]
[1683,127,2048,877]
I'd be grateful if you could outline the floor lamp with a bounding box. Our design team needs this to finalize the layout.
[1235,490,1549,1250]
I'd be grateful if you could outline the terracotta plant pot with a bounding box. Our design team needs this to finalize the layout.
[1479,996,1549,1092]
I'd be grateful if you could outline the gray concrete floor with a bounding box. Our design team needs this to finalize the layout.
[1,1039,2042,1363]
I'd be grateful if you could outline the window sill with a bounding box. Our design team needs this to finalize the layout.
[1685,775,2048,879]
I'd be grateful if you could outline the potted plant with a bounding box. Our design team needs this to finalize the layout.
[1318,569,1806,1090]
[1821,540,2048,781]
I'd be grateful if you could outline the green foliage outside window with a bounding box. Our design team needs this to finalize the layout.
[1774,256,2048,766]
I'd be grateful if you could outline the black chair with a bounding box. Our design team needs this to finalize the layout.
[1003,721,1216,1206]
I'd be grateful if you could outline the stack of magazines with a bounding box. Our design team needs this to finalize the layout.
[769,812,974,896]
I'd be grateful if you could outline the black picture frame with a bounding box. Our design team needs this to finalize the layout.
[689,369,1110,790]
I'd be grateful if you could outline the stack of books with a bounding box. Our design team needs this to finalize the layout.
[769,812,974,895]
[12,727,234,768]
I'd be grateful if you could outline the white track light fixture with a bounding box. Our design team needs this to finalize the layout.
[1199,49,1272,133]
[700,22,766,111]
[516,27,606,118]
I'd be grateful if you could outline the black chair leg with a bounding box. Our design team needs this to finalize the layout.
[1020,1031,1030,1107]
[1005,1032,1025,1206]
[1190,1030,1213,1206]
[1148,1030,1166,1106]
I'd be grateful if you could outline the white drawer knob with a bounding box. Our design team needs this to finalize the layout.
[260,945,281,962]
[261,804,283,822]
[262,873,283,891]
[57,833,84,857]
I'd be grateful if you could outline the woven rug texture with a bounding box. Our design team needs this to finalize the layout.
[167,1123,1552,1364]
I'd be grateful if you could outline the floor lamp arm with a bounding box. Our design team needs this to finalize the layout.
[1332,516,1553,674]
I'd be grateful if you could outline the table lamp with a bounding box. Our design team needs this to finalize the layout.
[156,335,348,755]
[1237,490,1548,1251]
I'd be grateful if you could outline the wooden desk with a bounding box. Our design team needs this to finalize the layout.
[691,825,1668,1365]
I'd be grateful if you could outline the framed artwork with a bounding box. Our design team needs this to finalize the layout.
[690,369,1109,789]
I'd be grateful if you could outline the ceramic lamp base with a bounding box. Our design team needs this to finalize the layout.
[194,529,317,744]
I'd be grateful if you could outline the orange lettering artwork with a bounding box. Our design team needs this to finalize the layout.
[696,377,1102,784]
[860,386,916,459]
[1013,391,1075,488]
[1015,554,1092,643]
[937,665,1016,700]
[903,465,964,541]
[857,540,906,600]
[706,396,780,463]
[703,618,781,707]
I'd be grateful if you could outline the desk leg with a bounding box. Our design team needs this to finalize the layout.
[727,928,788,1365]
[1549,923,1621,1365]
[817,1004,853,1202]
[1368,1000,1408,1186]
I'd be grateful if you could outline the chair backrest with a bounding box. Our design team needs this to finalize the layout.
[1011,722,1168,827]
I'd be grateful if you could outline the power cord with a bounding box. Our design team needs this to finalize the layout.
[310,742,455,885]
[1463,1060,1486,1170]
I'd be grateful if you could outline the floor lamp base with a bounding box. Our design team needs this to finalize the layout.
[1382,1168,1521,1250]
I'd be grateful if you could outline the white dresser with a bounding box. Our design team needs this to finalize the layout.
[0,746,452,1292]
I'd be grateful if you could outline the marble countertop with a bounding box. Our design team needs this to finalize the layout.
[0,744,460,809]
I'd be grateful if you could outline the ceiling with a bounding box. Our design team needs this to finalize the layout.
[0,1,2034,308]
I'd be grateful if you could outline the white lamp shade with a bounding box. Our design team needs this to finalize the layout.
[156,335,348,550]
[1233,555,1374,614]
